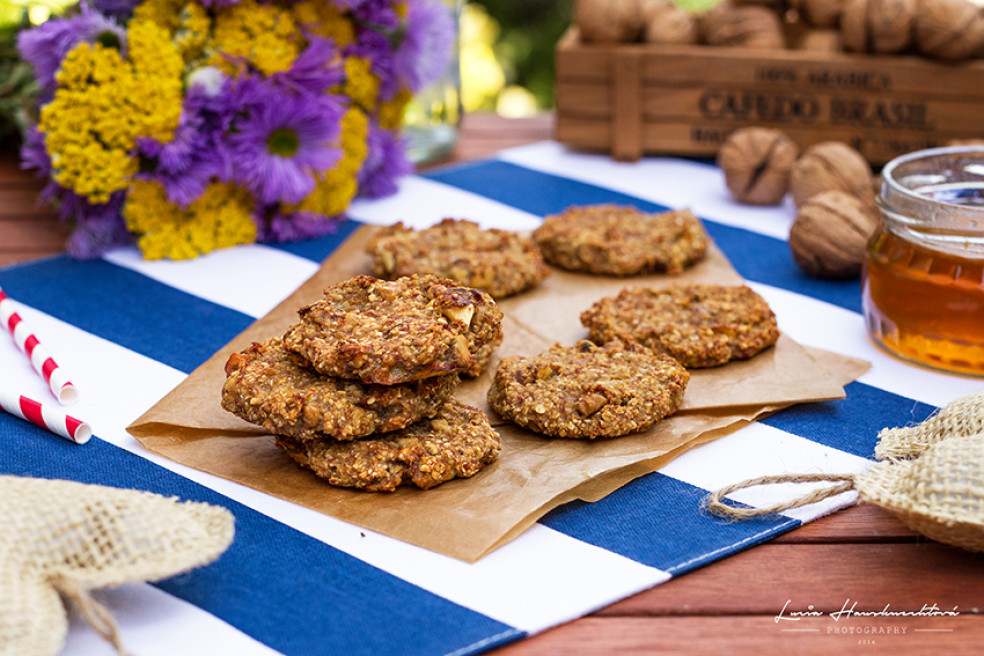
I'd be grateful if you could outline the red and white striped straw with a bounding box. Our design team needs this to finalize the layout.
[0,286,78,405]
[0,387,91,444]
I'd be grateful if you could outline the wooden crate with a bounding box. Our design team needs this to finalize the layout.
[555,27,984,165]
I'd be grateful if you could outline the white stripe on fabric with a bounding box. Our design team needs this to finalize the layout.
[348,175,542,231]
[4,285,667,637]
[224,485,669,634]
[495,141,796,239]
[749,282,984,407]
[657,422,869,523]
[103,244,320,319]
[64,584,282,656]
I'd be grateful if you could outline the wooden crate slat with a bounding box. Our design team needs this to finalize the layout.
[556,27,984,163]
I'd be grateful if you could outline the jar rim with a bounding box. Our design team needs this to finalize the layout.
[879,145,984,237]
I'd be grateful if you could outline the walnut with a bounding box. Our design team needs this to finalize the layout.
[789,141,874,208]
[915,0,984,60]
[699,3,787,48]
[575,0,645,43]
[641,0,698,45]
[717,127,799,205]
[790,0,849,27]
[788,190,879,279]
[841,0,917,54]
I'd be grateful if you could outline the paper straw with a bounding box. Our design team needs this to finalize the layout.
[0,387,91,444]
[0,287,78,405]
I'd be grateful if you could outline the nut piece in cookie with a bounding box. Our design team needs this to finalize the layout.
[366,218,549,298]
[283,274,503,384]
[221,338,459,440]
[580,284,779,368]
[274,399,501,491]
[532,204,709,276]
[487,340,690,439]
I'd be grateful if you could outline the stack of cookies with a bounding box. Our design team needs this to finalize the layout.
[221,274,504,492]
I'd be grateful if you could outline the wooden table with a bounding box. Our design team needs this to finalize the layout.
[2,113,981,655]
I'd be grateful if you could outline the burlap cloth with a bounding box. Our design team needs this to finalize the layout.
[706,391,984,554]
[0,476,234,656]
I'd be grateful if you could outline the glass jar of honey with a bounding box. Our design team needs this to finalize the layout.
[863,146,984,376]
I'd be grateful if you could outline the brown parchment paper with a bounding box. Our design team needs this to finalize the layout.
[127,226,870,562]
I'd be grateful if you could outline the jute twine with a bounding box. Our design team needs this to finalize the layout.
[706,391,984,554]
[0,476,235,656]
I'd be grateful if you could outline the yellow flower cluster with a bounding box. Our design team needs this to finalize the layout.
[292,107,369,217]
[211,0,301,76]
[38,19,183,204]
[124,180,257,260]
[343,57,379,113]
[291,0,355,48]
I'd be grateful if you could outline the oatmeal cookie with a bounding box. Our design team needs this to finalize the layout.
[366,219,549,298]
[487,340,689,439]
[283,274,503,384]
[532,205,709,275]
[274,399,501,491]
[221,338,459,441]
[580,284,780,368]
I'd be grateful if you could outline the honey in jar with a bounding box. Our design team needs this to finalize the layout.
[862,146,984,377]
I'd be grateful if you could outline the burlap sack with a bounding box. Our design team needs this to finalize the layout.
[0,476,234,656]
[875,391,984,460]
[706,391,984,554]
[857,435,984,553]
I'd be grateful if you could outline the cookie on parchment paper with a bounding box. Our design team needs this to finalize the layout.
[580,283,780,368]
[221,338,459,441]
[487,340,690,439]
[274,399,501,491]
[532,205,709,276]
[283,274,503,385]
[366,218,549,298]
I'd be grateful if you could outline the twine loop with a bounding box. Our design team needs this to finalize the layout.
[705,472,859,518]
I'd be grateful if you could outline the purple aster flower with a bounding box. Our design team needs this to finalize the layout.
[36,184,129,259]
[88,0,142,21]
[271,37,344,97]
[19,127,51,178]
[254,209,342,244]
[65,205,132,259]
[17,3,126,102]
[393,0,455,92]
[135,77,234,207]
[357,121,412,199]
[225,78,344,206]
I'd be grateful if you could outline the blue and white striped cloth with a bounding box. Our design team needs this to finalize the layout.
[1,142,979,656]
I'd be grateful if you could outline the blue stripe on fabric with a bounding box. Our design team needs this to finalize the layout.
[0,257,253,374]
[540,472,798,576]
[424,160,863,314]
[762,381,938,459]
[269,218,363,263]
[0,415,523,656]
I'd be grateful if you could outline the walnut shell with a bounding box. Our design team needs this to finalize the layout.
[790,0,849,27]
[915,0,984,60]
[841,0,917,54]
[789,190,879,279]
[718,127,799,205]
[700,3,787,48]
[789,141,874,208]
[575,0,645,43]
[641,0,699,45]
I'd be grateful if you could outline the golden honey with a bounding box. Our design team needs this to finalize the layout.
[862,146,984,376]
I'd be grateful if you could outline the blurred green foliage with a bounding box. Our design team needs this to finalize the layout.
[470,0,574,109]
[0,13,37,147]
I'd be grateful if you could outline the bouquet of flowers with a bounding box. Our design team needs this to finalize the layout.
[17,0,453,259]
